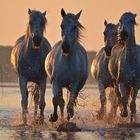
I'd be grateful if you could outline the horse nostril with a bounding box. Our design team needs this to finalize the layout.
[62,41,70,54]
[33,35,42,46]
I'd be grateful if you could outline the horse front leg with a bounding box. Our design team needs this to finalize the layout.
[130,87,138,123]
[33,84,39,119]
[109,87,118,117]
[39,79,46,122]
[119,82,128,117]
[96,82,106,119]
[49,82,61,122]
[19,76,28,124]
[67,90,77,121]
[58,89,65,121]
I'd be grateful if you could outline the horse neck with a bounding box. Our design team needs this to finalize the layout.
[68,42,80,57]
[125,31,137,65]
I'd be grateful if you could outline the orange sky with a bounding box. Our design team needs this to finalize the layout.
[0,0,140,51]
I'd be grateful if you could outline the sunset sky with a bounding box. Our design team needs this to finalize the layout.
[0,0,140,51]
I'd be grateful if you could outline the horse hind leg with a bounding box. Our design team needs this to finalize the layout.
[97,82,106,120]
[19,77,28,124]
[49,82,61,122]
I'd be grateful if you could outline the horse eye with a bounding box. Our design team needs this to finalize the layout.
[73,26,77,30]
[114,32,117,36]
[131,20,135,23]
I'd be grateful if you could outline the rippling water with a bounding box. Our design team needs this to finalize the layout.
[0,86,140,139]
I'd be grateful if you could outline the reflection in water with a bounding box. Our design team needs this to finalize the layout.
[12,129,44,140]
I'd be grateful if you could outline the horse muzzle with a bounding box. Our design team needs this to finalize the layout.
[104,47,111,56]
[33,36,42,47]
[62,41,70,54]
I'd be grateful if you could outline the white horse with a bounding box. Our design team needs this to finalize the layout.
[45,8,88,122]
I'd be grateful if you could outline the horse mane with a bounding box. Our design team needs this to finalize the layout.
[78,21,85,43]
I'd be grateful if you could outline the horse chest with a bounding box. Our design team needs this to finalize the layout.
[19,54,45,79]
[56,60,81,85]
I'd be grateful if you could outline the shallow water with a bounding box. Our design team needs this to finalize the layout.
[0,86,140,140]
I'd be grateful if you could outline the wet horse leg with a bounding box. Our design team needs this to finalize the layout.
[58,88,65,121]
[109,87,118,117]
[39,79,46,122]
[97,82,106,119]
[67,91,77,121]
[49,82,61,122]
[130,87,138,123]
[33,84,39,118]
[119,82,128,117]
[19,76,28,124]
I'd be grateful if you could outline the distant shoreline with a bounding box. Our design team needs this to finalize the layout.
[0,82,97,89]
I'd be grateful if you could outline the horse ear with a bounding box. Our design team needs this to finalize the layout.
[104,20,107,26]
[61,8,66,18]
[42,11,46,16]
[134,13,137,18]
[75,10,82,20]
[116,23,119,28]
[28,8,32,15]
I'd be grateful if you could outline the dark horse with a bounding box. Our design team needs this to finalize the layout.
[11,9,51,124]
[45,9,88,122]
[108,12,139,123]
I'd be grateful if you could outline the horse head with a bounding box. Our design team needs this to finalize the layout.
[27,8,47,48]
[60,8,84,54]
[118,12,137,42]
[104,20,118,56]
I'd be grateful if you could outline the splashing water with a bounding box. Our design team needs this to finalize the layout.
[0,86,140,139]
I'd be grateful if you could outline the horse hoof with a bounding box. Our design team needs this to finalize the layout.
[68,108,74,118]
[49,114,58,122]
[96,109,105,120]
[120,110,128,117]
[96,113,104,120]
[130,114,137,124]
